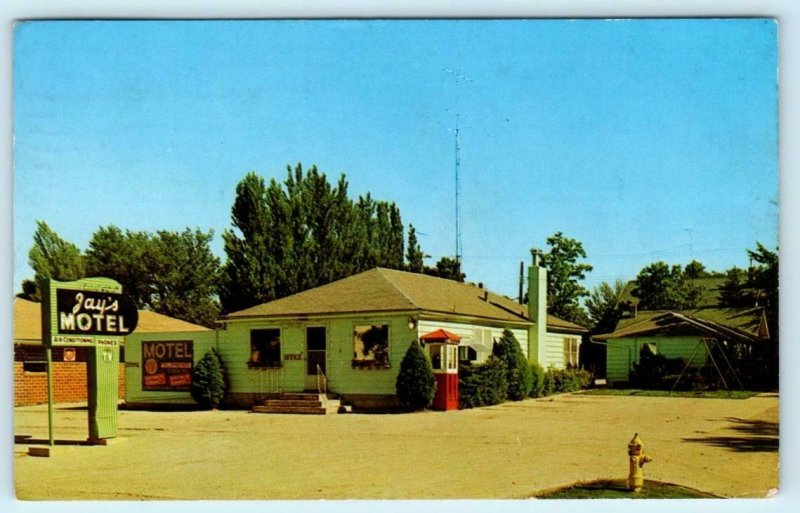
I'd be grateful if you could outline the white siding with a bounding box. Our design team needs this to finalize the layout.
[542,332,582,369]
[417,319,528,361]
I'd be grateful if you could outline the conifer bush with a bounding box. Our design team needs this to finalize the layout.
[492,330,533,400]
[191,348,227,409]
[529,363,546,398]
[458,356,508,408]
[396,340,436,411]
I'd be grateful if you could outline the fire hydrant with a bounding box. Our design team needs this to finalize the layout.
[627,433,652,492]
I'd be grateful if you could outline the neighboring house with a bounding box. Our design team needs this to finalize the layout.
[213,258,587,410]
[13,297,210,406]
[593,307,770,386]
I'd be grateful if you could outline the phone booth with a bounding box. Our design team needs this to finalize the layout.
[421,329,461,411]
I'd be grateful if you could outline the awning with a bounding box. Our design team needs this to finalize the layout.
[420,329,462,344]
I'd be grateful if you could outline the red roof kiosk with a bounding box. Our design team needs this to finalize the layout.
[421,329,460,411]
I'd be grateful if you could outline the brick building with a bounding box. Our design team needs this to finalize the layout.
[13,297,209,406]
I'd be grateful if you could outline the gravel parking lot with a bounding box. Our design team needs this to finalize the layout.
[14,392,779,500]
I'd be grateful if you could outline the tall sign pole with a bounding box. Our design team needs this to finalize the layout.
[45,343,55,447]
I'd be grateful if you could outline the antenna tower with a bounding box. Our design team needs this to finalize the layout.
[442,67,472,265]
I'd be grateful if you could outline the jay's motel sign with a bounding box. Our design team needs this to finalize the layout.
[40,278,138,451]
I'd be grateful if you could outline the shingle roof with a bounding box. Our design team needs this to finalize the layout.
[593,307,768,342]
[13,297,210,343]
[224,267,588,333]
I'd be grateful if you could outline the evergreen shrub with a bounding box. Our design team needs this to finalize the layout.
[532,367,592,397]
[629,345,686,389]
[395,340,436,410]
[492,330,533,400]
[458,357,508,409]
[550,367,592,393]
[191,348,227,409]
[542,368,556,396]
[529,363,546,398]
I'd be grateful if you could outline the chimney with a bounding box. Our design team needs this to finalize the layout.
[527,248,547,366]
[518,261,524,304]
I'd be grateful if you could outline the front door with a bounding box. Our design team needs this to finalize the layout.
[305,326,327,391]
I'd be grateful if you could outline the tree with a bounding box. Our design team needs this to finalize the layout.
[218,172,279,312]
[492,330,533,400]
[632,261,702,310]
[540,232,592,325]
[220,165,412,313]
[146,229,221,327]
[718,266,749,307]
[191,348,227,409]
[585,279,627,334]
[16,279,40,302]
[25,221,85,299]
[84,225,154,309]
[683,260,708,279]
[424,256,465,282]
[86,226,221,327]
[405,224,424,273]
[395,340,436,411]
[747,243,778,333]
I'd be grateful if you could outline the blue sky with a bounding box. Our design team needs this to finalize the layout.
[13,19,778,299]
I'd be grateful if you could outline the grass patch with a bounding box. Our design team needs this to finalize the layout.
[534,479,718,499]
[578,389,758,399]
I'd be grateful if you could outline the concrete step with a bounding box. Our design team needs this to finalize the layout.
[252,405,327,415]
[281,393,323,401]
[263,399,323,408]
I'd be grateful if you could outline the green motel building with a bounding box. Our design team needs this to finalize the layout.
[125,261,587,411]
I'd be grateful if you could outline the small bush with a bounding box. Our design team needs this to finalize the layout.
[552,367,592,393]
[458,357,508,409]
[532,366,592,397]
[395,340,436,410]
[629,345,686,389]
[529,363,546,398]
[191,348,227,409]
[492,330,533,400]
[542,369,556,396]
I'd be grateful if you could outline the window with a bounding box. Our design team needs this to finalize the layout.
[16,346,47,373]
[430,344,442,370]
[353,324,390,368]
[447,346,457,370]
[250,329,281,368]
[563,337,579,368]
[23,360,47,373]
[458,345,478,363]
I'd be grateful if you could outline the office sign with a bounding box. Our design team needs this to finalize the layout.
[142,340,194,391]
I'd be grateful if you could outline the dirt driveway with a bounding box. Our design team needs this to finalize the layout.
[13,393,778,500]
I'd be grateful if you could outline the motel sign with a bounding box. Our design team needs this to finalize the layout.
[41,278,138,445]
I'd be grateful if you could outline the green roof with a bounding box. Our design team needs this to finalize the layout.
[595,307,768,342]
[224,268,588,333]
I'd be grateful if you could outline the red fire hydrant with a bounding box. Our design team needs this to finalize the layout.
[627,433,652,492]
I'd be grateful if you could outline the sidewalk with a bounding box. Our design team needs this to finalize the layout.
[13,393,779,499]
